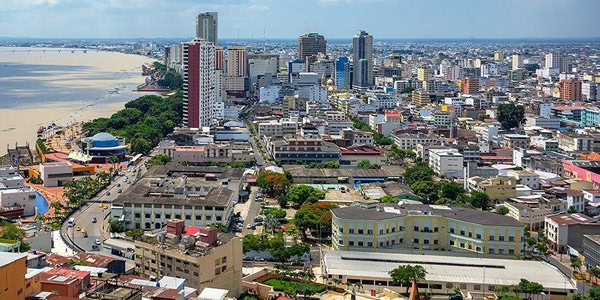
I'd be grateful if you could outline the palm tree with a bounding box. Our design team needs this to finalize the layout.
[109,156,120,177]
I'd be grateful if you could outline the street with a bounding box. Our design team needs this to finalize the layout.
[242,187,262,235]
[249,136,266,167]
[60,156,151,252]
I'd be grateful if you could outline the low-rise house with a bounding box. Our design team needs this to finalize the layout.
[545,213,600,254]
[340,145,386,166]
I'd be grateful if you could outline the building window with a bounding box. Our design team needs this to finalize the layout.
[474,285,481,291]
[379,242,383,247]
[358,229,364,234]
[368,242,373,247]
[460,284,467,290]
[195,215,201,220]
[165,214,171,219]
[434,240,438,245]
[186,215,191,220]
[489,248,495,254]
[509,249,515,255]
[349,229,354,234]
[358,241,364,247]
[339,228,344,233]
[349,241,354,246]
[414,226,419,231]
[450,228,455,233]
[414,238,419,244]
[450,240,455,246]
[489,235,495,241]
[155,214,161,218]
[135,213,141,218]
[379,229,383,235]
[367,229,373,234]
[499,236,505,241]
[460,230,465,236]
[423,239,430,244]
[509,236,515,242]
[460,243,465,248]
[339,240,344,245]
[499,249,505,255]
[476,234,482,239]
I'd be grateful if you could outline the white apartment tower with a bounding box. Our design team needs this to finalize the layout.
[182,39,216,128]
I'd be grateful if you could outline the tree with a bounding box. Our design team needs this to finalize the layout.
[357,160,371,169]
[108,219,124,233]
[264,208,287,219]
[497,103,525,130]
[410,181,439,204]
[516,279,544,300]
[294,202,337,239]
[439,181,465,200]
[588,266,600,282]
[0,221,26,240]
[131,137,151,154]
[470,192,490,210]
[496,206,510,215]
[146,154,171,168]
[126,229,144,240]
[404,163,434,186]
[571,256,583,273]
[380,196,399,203]
[286,185,325,206]
[256,171,291,196]
[568,206,578,213]
[388,265,427,293]
[265,215,281,234]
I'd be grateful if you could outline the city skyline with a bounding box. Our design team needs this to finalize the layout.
[1,0,599,39]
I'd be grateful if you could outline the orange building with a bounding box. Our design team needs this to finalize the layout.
[560,79,582,101]
[40,274,81,298]
[462,77,480,94]
[0,253,42,300]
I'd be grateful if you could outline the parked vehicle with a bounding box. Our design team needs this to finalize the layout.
[92,217,97,223]
[254,257,265,262]
[95,239,101,245]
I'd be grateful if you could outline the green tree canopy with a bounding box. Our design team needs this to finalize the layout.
[404,163,434,186]
[497,103,525,130]
[286,185,325,205]
[469,192,491,210]
[388,265,427,293]
[517,279,544,300]
[357,160,371,168]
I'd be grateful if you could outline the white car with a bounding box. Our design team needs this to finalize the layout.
[95,239,101,245]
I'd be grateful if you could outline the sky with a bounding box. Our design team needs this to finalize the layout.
[0,0,599,39]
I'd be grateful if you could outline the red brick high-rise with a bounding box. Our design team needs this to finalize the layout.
[560,79,582,102]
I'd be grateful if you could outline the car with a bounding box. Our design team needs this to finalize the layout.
[117,189,122,193]
[92,217,97,223]
[82,231,88,238]
[68,218,75,227]
[106,191,110,196]
[117,183,121,187]
[95,239,101,245]
[254,257,265,262]
[254,216,264,222]
[81,228,86,233]
[75,225,81,231]
[246,224,255,229]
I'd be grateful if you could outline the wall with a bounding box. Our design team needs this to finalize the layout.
[0,255,27,300]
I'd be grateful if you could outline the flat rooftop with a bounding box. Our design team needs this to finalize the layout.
[322,250,576,291]
[284,165,404,179]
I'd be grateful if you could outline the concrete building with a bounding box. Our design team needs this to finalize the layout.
[298,33,326,61]
[321,250,575,297]
[270,136,341,163]
[352,30,373,90]
[428,148,463,177]
[467,176,517,202]
[512,54,523,70]
[504,197,567,230]
[40,162,73,187]
[183,39,215,128]
[226,46,248,78]
[545,52,570,73]
[195,12,218,44]
[417,67,430,81]
[503,134,530,149]
[525,117,561,129]
[0,165,37,216]
[340,145,386,166]
[583,235,600,269]
[507,170,540,190]
[545,213,598,253]
[331,203,525,258]
[560,79,582,102]
[0,253,42,300]
[134,226,242,297]
[558,132,594,152]
[110,165,243,231]
[335,56,351,89]
[411,90,430,106]
[393,133,442,150]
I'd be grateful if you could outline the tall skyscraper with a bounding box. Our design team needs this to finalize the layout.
[182,39,216,128]
[196,12,218,44]
[494,51,504,61]
[417,67,430,81]
[335,56,350,89]
[226,46,248,77]
[545,52,570,73]
[352,30,373,90]
[298,33,326,61]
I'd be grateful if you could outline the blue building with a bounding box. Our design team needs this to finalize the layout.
[288,59,305,82]
[583,108,600,127]
[80,132,127,162]
[335,56,350,89]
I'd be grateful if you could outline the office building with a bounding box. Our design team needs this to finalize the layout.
[411,90,430,106]
[226,46,248,78]
[270,136,341,163]
[134,222,242,296]
[428,148,464,177]
[545,52,570,73]
[352,30,373,90]
[196,12,218,44]
[331,203,525,258]
[183,39,216,128]
[248,53,279,86]
[335,56,351,89]
[512,54,523,70]
[560,79,582,102]
[462,78,480,94]
[583,235,600,269]
[298,33,326,61]
[417,67,430,81]
[0,165,37,216]
[494,51,504,61]
[214,46,225,70]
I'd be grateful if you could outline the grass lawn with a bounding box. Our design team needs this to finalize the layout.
[265,279,326,293]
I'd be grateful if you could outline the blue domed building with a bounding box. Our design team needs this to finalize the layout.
[80,132,127,162]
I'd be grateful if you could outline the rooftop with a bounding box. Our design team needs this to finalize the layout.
[284,165,404,179]
[332,203,524,227]
[546,213,596,226]
[0,252,26,268]
[322,250,575,291]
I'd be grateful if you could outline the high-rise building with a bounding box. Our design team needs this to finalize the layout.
[412,90,430,106]
[560,79,582,102]
[183,39,216,128]
[417,66,430,81]
[494,51,504,61]
[462,78,480,95]
[298,33,326,61]
[512,54,523,70]
[545,52,570,73]
[226,46,248,77]
[215,46,225,70]
[335,56,350,89]
[352,30,373,90]
[196,12,218,44]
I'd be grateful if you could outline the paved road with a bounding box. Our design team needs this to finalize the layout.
[249,135,265,166]
[242,189,262,234]
[62,156,152,252]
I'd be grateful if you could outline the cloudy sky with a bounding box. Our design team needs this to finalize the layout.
[1,0,599,39]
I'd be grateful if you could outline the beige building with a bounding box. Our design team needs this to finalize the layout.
[226,46,248,77]
[135,235,242,296]
[467,176,517,202]
[503,134,530,149]
[417,66,430,81]
[411,90,430,106]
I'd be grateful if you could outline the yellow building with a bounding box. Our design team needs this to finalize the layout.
[494,51,504,61]
[0,253,42,300]
[331,203,525,259]
[417,67,430,81]
[468,176,517,202]
[411,90,430,107]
